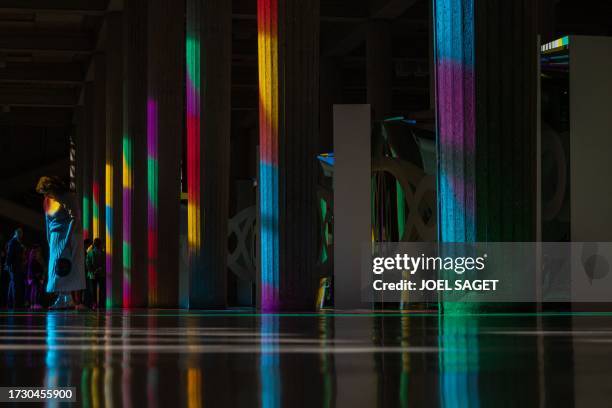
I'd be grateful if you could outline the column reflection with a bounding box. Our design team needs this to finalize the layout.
[182,315,203,408]
[147,314,159,408]
[260,314,281,408]
[44,313,73,408]
[104,313,114,408]
[438,311,480,408]
[81,314,99,408]
[121,312,133,408]
[399,313,410,408]
[318,315,336,408]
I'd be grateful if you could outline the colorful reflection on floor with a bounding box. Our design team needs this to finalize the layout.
[1,310,611,407]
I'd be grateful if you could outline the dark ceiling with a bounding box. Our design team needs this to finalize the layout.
[0,0,433,129]
[0,0,611,228]
[0,0,611,127]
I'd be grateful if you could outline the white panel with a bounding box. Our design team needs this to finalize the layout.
[569,35,612,408]
[333,104,371,309]
[570,36,612,241]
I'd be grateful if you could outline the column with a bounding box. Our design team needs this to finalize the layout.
[428,0,435,110]
[73,107,83,222]
[257,0,320,311]
[186,0,232,308]
[105,12,124,308]
[92,54,106,246]
[147,0,185,307]
[434,1,539,406]
[366,20,393,121]
[74,105,89,239]
[122,0,149,308]
[81,83,94,240]
[434,0,537,243]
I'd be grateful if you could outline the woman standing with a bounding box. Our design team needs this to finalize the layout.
[35,176,86,310]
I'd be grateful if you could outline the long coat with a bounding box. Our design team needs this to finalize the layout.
[44,193,85,293]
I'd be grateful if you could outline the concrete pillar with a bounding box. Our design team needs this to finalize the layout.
[74,107,83,223]
[74,105,90,239]
[105,12,124,308]
[257,0,320,311]
[147,0,185,307]
[122,0,148,308]
[434,0,537,243]
[92,54,106,245]
[366,21,393,121]
[186,0,232,308]
[80,82,94,239]
[434,1,539,405]
[428,0,435,110]
[82,82,94,240]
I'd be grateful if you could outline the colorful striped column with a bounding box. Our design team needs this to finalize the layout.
[105,161,114,308]
[185,0,231,308]
[92,54,106,245]
[82,82,95,241]
[105,12,124,309]
[122,135,132,307]
[433,1,538,406]
[434,0,476,243]
[73,107,85,238]
[92,181,101,239]
[147,0,184,307]
[146,99,159,305]
[82,195,91,239]
[186,13,201,285]
[123,0,149,308]
[257,0,280,311]
[434,0,537,244]
[185,0,202,308]
[257,0,320,311]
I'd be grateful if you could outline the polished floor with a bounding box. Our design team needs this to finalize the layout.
[1,310,612,407]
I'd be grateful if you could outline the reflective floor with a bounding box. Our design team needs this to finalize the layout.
[1,310,612,407]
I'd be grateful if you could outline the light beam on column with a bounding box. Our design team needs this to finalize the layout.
[434,2,479,406]
[83,195,91,240]
[186,30,201,280]
[93,182,101,239]
[435,0,476,243]
[122,136,133,307]
[147,99,159,305]
[105,162,113,308]
[257,0,280,312]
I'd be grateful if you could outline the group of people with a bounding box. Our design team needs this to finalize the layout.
[1,176,107,311]
[1,228,106,310]
[1,228,46,309]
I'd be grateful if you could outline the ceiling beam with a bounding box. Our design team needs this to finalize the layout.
[0,62,84,84]
[370,0,420,19]
[0,85,79,107]
[0,29,94,52]
[0,0,108,14]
